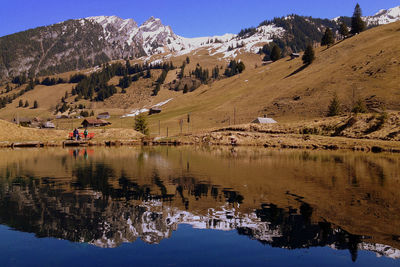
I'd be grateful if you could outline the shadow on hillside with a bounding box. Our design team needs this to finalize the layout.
[285,64,308,78]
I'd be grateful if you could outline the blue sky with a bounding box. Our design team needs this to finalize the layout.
[0,0,399,37]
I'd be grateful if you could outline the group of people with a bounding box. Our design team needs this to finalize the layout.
[73,128,89,141]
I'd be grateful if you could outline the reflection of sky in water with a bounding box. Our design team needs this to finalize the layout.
[0,224,398,267]
[0,147,399,266]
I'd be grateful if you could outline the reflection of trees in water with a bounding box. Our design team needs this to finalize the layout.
[73,163,115,195]
[240,202,362,262]
[0,158,398,262]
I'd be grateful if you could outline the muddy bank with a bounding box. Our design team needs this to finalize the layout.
[165,130,400,153]
[1,133,400,154]
[0,139,142,148]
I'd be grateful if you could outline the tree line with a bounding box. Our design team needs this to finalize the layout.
[0,78,37,109]
[152,63,175,96]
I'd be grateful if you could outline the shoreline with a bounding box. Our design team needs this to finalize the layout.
[1,133,400,154]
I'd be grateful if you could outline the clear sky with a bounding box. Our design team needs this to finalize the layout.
[0,0,399,37]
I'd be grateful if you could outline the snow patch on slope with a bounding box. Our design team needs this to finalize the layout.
[121,98,173,118]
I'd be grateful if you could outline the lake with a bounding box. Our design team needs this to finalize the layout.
[0,147,399,266]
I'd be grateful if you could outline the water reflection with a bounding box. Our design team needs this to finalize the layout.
[0,147,399,263]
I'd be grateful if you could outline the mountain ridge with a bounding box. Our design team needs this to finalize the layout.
[1,5,399,80]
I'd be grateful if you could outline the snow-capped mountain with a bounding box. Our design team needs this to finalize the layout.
[82,5,400,61]
[84,15,285,60]
[1,5,399,79]
[364,6,400,26]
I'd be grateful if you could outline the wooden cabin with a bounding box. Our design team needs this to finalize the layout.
[81,119,111,128]
[12,117,32,127]
[149,107,162,115]
[42,121,55,128]
[290,53,300,59]
[251,115,277,124]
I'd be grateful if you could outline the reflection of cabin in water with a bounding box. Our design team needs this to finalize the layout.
[81,119,111,128]
[252,115,277,124]
[97,112,110,119]
[149,107,162,115]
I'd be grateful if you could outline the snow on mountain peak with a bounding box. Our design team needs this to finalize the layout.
[387,6,400,17]
[141,16,163,30]
[365,5,400,25]
[85,15,139,43]
[81,5,400,61]
[86,15,138,29]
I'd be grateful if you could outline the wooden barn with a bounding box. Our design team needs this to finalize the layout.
[149,107,162,115]
[12,117,32,127]
[81,119,111,128]
[290,53,300,59]
[42,121,55,128]
[251,115,277,124]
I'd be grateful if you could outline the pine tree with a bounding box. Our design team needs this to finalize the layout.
[24,100,29,108]
[339,23,349,39]
[134,114,149,135]
[152,83,161,96]
[351,4,365,34]
[183,84,189,94]
[327,93,341,117]
[33,100,38,109]
[119,75,132,89]
[80,110,89,117]
[321,28,334,47]
[212,66,220,79]
[178,65,185,79]
[186,56,190,64]
[145,69,151,79]
[302,44,315,65]
[18,99,23,107]
[125,60,131,71]
[270,45,281,61]
[352,98,367,114]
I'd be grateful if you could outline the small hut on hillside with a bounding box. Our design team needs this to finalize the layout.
[42,121,55,128]
[290,53,300,59]
[12,117,32,127]
[81,119,111,128]
[252,115,277,124]
[97,112,110,119]
[31,117,44,128]
[149,107,162,115]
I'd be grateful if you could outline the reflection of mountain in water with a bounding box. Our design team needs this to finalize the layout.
[0,163,399,262]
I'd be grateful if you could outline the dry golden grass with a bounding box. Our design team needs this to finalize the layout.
[0,22,398,137]
[0,119,143,143]
[143,21,400,135]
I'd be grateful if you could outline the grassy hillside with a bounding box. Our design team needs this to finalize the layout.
[0,21,399,136]
[144,21,400,135]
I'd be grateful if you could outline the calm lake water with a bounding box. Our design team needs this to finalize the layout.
[0,147,399,266]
